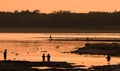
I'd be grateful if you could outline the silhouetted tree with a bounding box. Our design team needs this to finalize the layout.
[0,10,120,32]
[14,10,19,13]
[33,10,40,14]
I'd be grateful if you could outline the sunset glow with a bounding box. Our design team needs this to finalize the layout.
[0,0,120,13]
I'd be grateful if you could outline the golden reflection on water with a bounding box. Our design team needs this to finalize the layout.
[0,33,120,67]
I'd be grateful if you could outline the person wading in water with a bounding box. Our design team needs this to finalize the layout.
[4,49,7,61]
[42,54,45,62]
[106,54,111,65]
[47,54,50,62]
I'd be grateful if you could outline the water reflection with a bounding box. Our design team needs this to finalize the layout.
[32,66,52,69]
[0,33,120,68]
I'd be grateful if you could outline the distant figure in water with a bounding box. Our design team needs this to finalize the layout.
[106,54,111,65]
[3,49,7,61]
[47,54,50,62]
[50,35,52,41]
[42,54,45,62]
[56,46,59,49]
[86,37,89,43]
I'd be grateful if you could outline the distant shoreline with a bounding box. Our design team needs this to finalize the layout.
[0,28,120,33]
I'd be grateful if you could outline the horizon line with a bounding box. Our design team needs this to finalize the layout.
[0,9,120,14]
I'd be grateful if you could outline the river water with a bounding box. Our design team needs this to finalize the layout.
[0,33,120,68]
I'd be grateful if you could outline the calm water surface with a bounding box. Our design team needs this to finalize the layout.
[0,33,120,68]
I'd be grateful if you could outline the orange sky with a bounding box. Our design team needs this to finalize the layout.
[0,0,120,13]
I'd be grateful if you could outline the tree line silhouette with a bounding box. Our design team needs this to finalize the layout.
[0,10,120,30]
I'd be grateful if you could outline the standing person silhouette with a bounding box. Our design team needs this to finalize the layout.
[4,49,7,61]
[106,54,111,65]
[47,54,50,62]
[50,35,52,41]
[42,54,45,62]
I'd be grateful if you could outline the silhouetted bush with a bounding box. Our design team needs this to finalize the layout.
[0,10,120,30]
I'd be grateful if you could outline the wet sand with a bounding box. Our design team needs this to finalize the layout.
[1,60,120,71]
[0,60,89,71]
[91,64,120,71]
[71,43,120,56]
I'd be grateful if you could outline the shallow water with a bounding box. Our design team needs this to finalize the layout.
[0,33,120,68]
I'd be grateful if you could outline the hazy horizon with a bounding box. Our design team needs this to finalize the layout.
[0,0,120,13]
